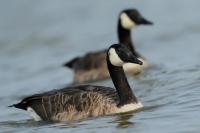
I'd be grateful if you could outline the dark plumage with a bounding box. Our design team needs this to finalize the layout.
[64,9,153,83]
[11,44,144,122]
[12,85,118,121]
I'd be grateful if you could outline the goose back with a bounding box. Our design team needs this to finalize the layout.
[13,85,119,121]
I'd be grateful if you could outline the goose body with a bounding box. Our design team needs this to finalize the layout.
[64,9,153,83]
[11,44,143,122]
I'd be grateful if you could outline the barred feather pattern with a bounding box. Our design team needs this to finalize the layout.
[19,85,120,121]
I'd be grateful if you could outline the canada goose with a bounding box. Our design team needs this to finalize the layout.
[64,9,153,83]
[10,43,143,122]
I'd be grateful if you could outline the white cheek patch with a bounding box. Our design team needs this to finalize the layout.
[27,107,41,121]
[109,48,124,66]
[120,13,136,29]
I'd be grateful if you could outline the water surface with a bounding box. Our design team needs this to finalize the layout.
[0,0,200,133]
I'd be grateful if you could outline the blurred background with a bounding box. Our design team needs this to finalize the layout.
[0,0,200,133]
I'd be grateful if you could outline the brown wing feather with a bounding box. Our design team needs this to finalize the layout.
[65,49,107,71]
[15,85,118,121]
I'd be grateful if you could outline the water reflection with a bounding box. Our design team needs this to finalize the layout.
[114,112,135,128]
[1,0,200,132]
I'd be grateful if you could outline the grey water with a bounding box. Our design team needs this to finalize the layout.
[0,0,200,132]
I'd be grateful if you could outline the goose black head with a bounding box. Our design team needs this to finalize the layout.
[120,9,153,29]
[108,44,143,67]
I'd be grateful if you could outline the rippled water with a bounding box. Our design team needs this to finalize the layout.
[0,0,200,133]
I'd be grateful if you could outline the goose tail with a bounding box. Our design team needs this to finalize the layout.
[63,57,80,68]
[8,102,27,111]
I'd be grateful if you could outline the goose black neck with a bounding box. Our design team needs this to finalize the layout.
[118,20,138,57]
[107,56,138,106]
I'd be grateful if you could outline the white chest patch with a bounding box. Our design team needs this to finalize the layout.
[120,13,136,29]
[123,58,148,74]
[117,102,143,113]
[123,63,141,74]
[109,48,124,66]
[27,107,41,121]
